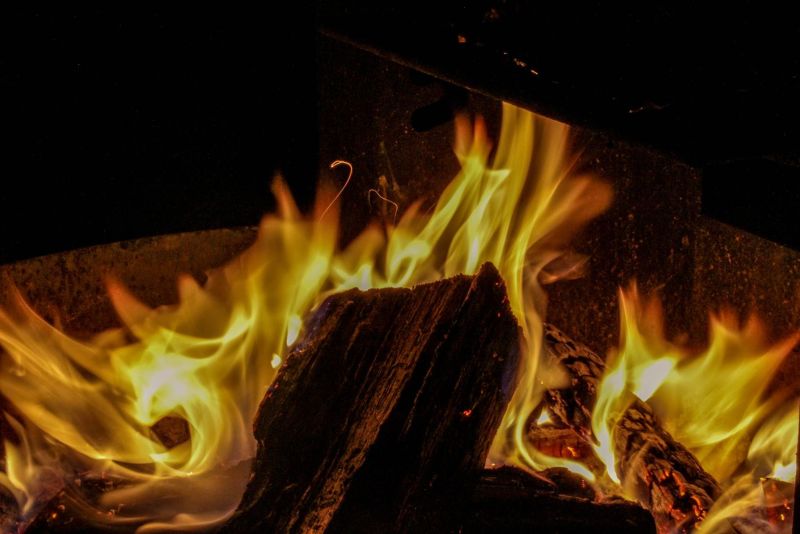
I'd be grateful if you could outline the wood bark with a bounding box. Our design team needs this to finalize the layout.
[614,399,720,532]
[538,323,605,440]
[222,262,521,534]
[530,323,721,533]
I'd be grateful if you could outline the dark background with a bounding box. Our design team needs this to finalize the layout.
[3,5,800,263]
[1,7,319,263]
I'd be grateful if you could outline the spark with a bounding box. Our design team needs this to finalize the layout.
[367,188,399,224]
[320,159,353,220]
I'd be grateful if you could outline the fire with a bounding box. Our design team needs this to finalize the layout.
[590,284,799,531]
[748,403,798,484]
[591,286,682,483]
[0,102,611,530]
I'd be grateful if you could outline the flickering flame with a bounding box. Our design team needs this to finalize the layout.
[592,286,683,483]
[0,103,611,530]
[748,403,798,484]
[591,284,799,531]
[700,402,797,534]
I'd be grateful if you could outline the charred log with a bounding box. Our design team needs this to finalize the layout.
[614,399,720,532]
[462,466,656,533]
[222,263,521,534]
[536,466,598,501]
[530,323,721,533]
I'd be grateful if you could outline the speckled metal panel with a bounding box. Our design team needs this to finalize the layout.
[0,228,256,336]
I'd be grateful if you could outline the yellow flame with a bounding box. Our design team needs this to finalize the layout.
[652,317,795,483]
[748,402,797,484]
[592,283,799,527]
[0,103,611,529]
[699,404,797,534]
[592,286,682,483]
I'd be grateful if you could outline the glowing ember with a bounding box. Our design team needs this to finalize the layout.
[0,102,611,530]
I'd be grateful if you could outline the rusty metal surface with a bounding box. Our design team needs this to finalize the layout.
[691,218,800,339]
[0,227,256,336]
[547,130,700,353]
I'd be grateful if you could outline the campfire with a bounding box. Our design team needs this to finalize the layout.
[0,99,797,534]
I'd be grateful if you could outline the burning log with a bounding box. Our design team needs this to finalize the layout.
[531,323,721,532]
[463,466,656,533]
[614,399,721,531]
[222,263,521,533]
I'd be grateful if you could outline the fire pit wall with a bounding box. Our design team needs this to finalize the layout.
[317,35,800,382]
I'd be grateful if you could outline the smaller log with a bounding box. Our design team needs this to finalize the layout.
[614,399,720,532]
[531,323,722,533]
[462,466,656,533]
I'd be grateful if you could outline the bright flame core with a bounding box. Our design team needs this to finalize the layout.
[0,103,611,530]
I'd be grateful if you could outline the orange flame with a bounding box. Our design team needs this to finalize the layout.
[0,102,611,530]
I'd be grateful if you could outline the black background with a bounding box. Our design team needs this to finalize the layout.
[4,5,800,261]
[1,6,319,263]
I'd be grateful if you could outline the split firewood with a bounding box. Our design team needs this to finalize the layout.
[462,466,656,533]
[222,263,521,534]
[530,323,721,533]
